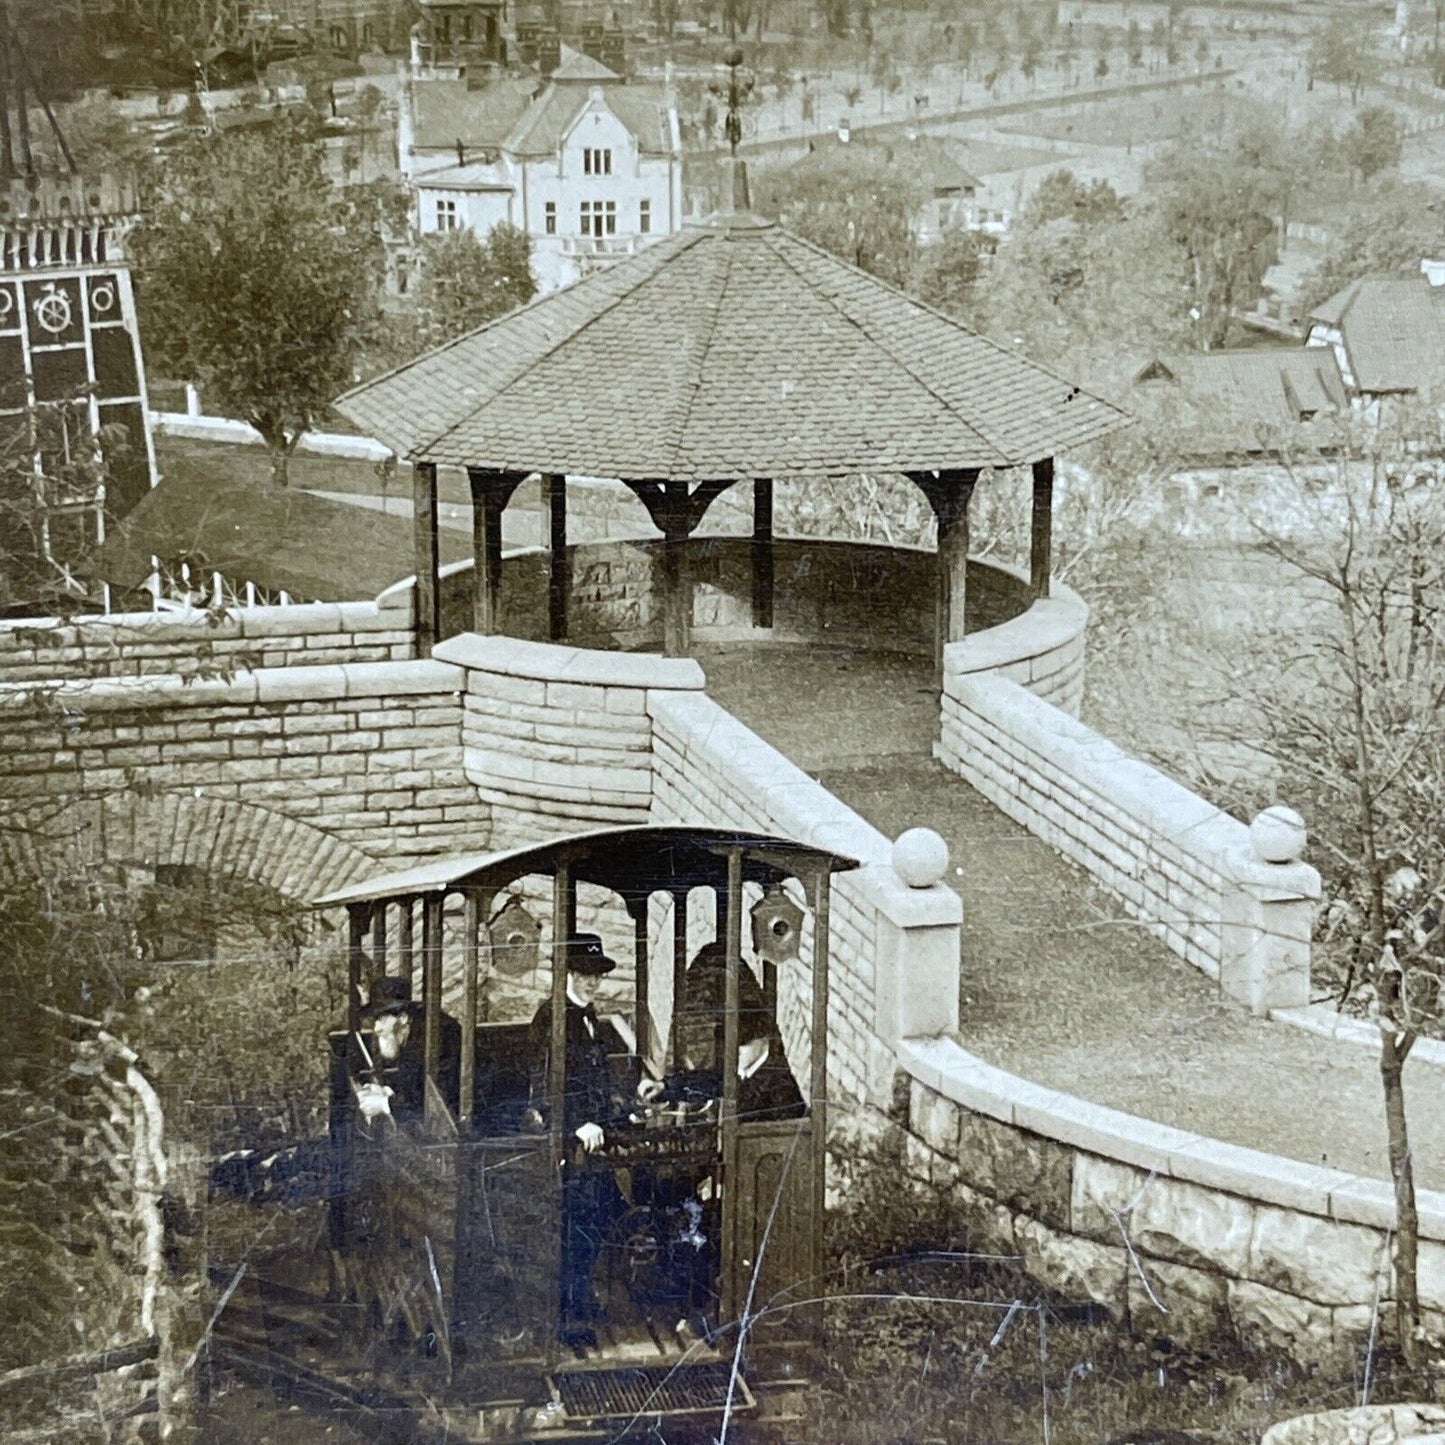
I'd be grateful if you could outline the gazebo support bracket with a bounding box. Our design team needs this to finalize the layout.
[467,467,532,637]
[906,468,979,684]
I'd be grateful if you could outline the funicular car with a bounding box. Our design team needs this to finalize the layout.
[315,825,858,1442]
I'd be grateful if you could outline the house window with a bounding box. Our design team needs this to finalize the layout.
[579,200,617,236]
[583,148,613,176]
[544,201,556,235]
[435,197,458,231]
[639,199,651,234]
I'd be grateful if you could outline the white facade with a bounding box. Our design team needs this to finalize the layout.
[406,80,683,294]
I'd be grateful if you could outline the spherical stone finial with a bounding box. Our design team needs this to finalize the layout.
[1249,805,1307,865]
[893,827,949,888]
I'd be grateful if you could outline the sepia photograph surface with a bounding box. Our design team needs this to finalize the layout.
[1,2,1444,1442]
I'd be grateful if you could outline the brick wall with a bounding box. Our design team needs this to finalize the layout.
[936,670,1318,1003]
[0,658,485,892]
[0,597,415,685]
[649,689,962,1114]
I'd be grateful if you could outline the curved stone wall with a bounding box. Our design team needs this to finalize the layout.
[897,1036,1445,1365]
[437,538,1035,657]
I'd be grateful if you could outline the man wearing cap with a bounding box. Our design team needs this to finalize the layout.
[353,975,461,1125]
[527,933,629,1345]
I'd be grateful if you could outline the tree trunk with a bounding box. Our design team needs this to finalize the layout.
[1381,1033,1423,1372]
[270,446,290,486]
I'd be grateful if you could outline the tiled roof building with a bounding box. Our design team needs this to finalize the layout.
[1305,274,1445,398]
[1133,348,1348,456]
[400,49,682,293]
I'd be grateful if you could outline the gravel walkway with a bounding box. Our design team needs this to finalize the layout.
[696,642,1445,1191]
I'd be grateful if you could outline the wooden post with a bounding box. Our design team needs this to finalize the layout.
[660,527,688,656]
[469,468,506,635]
[347,906,368,1034]
[631,897,650,1071]
[808,867,831,1351]
[1030,456,1055,601]
[752,477,774,630]
[719,848,744,1329]
[545,472,569,641]
[413,461,440,654]
[548,862,572,1350]
[422,894,443,1123]
[460,890,482,1127]
[371,901,387,979]
[670,887,688,1066]
[399,898,415,997]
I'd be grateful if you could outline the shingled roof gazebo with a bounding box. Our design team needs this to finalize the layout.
[336,212,1130,671]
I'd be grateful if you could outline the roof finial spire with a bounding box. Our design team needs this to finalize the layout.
[709,44,754,214]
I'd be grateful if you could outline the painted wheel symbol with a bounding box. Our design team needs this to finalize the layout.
[34,288,72,334]
[90,282,116,316]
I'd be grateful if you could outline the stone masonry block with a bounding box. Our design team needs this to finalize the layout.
[956,1110,1073,1233]
[1070,1153,1151,1242]
[1126,1257,1233,1349]
[1246,1207,1387,1307]
[1015,1213,1128,1320]
[1130,1175,1255,1277]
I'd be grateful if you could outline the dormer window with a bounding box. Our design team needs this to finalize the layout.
[583,148,613,176]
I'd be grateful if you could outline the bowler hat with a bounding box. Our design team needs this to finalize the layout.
[563,933,617,977]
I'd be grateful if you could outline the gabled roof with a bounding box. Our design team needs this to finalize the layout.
[1132,346,1347,452]
[336,212,1130,480]
[1306,275,1445,394]
[410,76,538,154]
[503,78,675,156]
[549,44,618,81]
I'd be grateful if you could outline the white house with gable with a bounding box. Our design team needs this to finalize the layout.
[400,48,683,294]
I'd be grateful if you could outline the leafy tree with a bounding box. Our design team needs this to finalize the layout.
[1302,179,1445,313]
[754,146,928,289]
[1344,104,1405,182]
[413,225,537,345]
[1310,11,1382,103]
[977,208,1192,392]
[131,116,378,486]
[1147,144,1279,349]
[909,224,987,318]
[1021,169,1124,228]
[1225,417,1445,1375]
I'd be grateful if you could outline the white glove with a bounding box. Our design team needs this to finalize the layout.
[355,1081,393,1121]
[636,1076,666,1103]
[575,1122,605,1153]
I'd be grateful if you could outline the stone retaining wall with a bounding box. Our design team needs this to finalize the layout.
[942,577,1088,715]
[0,597,415,684]
[936,670,1320,1010]
[433,633,706,848]
[0,659,483,882]
[896,1036,1445,1364]
[650,688,962,1112]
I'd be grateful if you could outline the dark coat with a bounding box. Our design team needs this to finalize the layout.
[351,1004,462,1123]
[664,1043,806,1125]
[529,997,626,1141]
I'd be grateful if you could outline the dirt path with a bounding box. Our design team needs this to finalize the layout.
[697,642,1445,1191]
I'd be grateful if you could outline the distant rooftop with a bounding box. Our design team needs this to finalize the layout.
[1307,274,1445,395]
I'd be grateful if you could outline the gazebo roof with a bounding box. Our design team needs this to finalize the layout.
[336,213,1130,481]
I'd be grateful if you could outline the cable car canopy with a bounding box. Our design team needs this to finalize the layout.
[311,825,861,910]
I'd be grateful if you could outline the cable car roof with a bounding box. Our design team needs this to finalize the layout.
[311,825,861,909]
